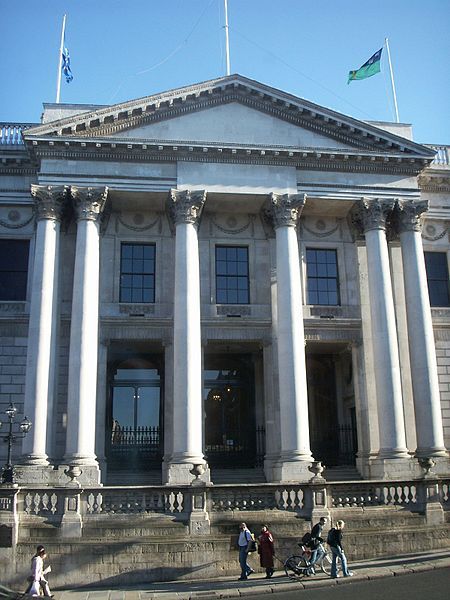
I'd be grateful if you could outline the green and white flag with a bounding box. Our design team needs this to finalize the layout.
[348,48,382,84]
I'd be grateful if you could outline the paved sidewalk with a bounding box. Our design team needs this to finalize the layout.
[51,549,450,600]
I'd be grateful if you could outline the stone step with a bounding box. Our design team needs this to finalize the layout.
[210,467,266,484]
[323,466,362,481]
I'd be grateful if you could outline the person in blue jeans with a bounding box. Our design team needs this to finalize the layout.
[237,522,255,581]
[328,520,354,578]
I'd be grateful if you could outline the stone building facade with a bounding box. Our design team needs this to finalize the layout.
[1,74,449,488]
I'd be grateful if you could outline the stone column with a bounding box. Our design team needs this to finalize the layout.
[21,186,67,471]
[63,187,107,479]
[354,198,410,478]
[397,200,447,459]
[165,189,209,484]
[266,193,312,481]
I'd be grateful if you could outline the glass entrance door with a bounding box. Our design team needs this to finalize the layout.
[204,355,256,467]
[107,360,162,470]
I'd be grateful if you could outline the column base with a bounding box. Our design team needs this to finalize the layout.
[272,456,314,483]
[19,454,50,467]
[56,463,101,486]
[163,460,211,485]
[369,455,416,480]
[12,464,53,486]
[416,454,450,478]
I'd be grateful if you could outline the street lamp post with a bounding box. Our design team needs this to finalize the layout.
[0,403,32,484]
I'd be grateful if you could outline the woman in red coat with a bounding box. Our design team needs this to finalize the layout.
[258,525,275,578]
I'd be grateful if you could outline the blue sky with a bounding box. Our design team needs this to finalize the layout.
[1,0,449,144]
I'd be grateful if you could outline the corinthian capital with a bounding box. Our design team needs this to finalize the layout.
[266,193,306,229]
[31,185,68,221]
[396,199,429,233]
[71,186,108,222]
[167,189,206,227]
[351,198,395,234]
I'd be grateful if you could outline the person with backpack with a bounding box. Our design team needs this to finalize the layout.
[327,520,354,578]
[237,522,255,581]
[308,517,327,572]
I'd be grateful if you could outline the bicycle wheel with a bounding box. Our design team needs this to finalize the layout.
[320,551,332,575]
[284,555,309,578]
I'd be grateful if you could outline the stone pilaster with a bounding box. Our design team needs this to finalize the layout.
[266,193,313,482]
[165,189,209,484]
[397,200,448,465]
[64,187,107,482]
[353,198,411,479]
[21,185,67,474]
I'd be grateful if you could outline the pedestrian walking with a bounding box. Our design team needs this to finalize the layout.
[308,516,327,571]
[25,544,53,596]
[327,520,353,578]
[237,522,255,581]
[258,525,275,578]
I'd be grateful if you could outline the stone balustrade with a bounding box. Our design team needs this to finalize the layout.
[0,477,447,534]
[0,123,37,145]
[426,144,450,167]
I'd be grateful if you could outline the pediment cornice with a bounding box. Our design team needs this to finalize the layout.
[24,74,434,160]
[26,135,429,176]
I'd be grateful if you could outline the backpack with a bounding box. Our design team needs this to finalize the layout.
[301,532,312,546]
[247,531,257,552]
[327,528,337,546]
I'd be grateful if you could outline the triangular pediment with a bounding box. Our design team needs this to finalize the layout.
[24,74,433,159]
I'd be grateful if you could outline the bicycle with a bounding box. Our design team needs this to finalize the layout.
[283,542,332,578]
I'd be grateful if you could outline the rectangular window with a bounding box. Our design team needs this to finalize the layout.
[215,246,249,304]
[0,239,29,301]
[306,248,340,306]
[424,251,450,307]
[120,243,155,303]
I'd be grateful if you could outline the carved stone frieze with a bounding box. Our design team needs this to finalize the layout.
[71,186,108,222]
[421,220,449,242]
[216,305,251,316]
[30,184,68,221]
[119,304,155,316]
[265,193,306,229]
[396,199,429,233]
[167,189,206,227]
[351,197,395,235]
[0,208,34,230]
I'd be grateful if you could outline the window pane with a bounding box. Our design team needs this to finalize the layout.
[215,245,249,304]
[0,239,29,301]
[425,251,450,307]
[306,247,339,306]
[120,243,156,304]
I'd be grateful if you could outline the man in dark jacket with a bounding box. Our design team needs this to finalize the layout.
[308,517,327,570]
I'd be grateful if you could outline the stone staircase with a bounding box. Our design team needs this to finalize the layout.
[323,466,362,481]
[210,467,266,484]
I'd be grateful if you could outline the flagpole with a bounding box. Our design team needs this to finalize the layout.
[56,14,67,103]
[224,0,231,75]
[384,37,400,123]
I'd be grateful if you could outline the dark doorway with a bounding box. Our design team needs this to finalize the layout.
[204,355,257,467]
[107,355,163,470]
[307,353,357,466]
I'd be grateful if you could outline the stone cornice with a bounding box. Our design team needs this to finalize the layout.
[26,137,429,176]
[24,75,434,159]
[418,173,450,193]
